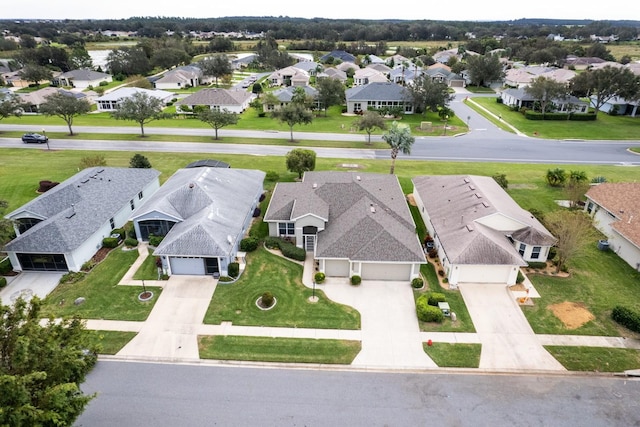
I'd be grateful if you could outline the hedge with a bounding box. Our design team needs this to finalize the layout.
[411,277,424,289]
[528,261,548,269]
[228,262,239,278]
[124,237,138,247]
[416,294,444,323]
[279,240,306,261]
[102,237,119,248]
[524,111,597,121]
[149,235,164,247]
[239,237,259,252]
[427,292,446,306]
[264,236,281,250]
[612,306,640,333]
[0,257,12,275]
[0,277,7,288]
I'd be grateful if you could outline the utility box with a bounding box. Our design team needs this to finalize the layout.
[597,240,610,251]
[420,121,432,131]
[438,301,451,317]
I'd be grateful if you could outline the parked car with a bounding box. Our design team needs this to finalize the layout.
[22,133,48,144]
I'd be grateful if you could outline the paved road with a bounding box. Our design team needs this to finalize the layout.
[75,360,640,427]
[2,122,640,165]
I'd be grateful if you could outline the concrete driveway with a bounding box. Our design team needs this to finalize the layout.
[322,279,437,369]
[458,283,565,371]
[117,275,216,361]
[0,272,64,304]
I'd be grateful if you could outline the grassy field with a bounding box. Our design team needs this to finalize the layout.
[423,343,482,368]
[203,247,361,329]
[132,252,160,280]
[545,346,640,372]
[198,335,361,364]
[85,330,137,355]
[40,247,162,321]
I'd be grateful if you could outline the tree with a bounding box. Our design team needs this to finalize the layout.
[111,92,170,136]
[525,76,569,117]
[286,148,316,180]
[199,55,232,87]
[197,108,239,140]
[151,48,192,70]
[39,92,91,135]
[382,121,415,174]
[271,102,313,142]
[564,171,589,208]
[69,46,93,70]
[407,75,454,115]
[252,82,263,98]
[106,47,152,77]
[19,64,53,85]
[354,111,386,145]
[315,77,345,116]
[544,210,598,273]
[0,297,98,426]
[546,168,567,187]
[465,53,504,87]
[130,153,152,168]
[570,66,640,117]
[0,199,15,246]
[0,94,24,122]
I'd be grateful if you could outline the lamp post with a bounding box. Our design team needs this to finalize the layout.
[42,128,50,150]
[443,115,449,136]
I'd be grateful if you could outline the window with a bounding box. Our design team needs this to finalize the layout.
[138,191,143,200]
[531,246,541,259]
[518,243,526,256]
[278,222,295,236]
[109,217,115,229]
[130,199,135,210]
[586,202,594,214]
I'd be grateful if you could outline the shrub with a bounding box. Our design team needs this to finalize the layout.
[492,173,508,189]
[102,237,119,248]
[261,291,274,307]
[81,260,96,271]
[428,249,438,259]
[252,207,261,218]
[112,228,125,239]
[350,275,361,286]
[437,269,445,277]
[149,235,164,247]
[265,171,280,182]
[528,261,547,269]
[160,274,169,280]
[228,262,239,278]
[416,295,444,323]
[0,258,12,275]
[516,271,525,284]
[124,237,138,247]
[0,277,6,288]
[60,271,85,284]
[427,292,446,306]
[218,276,234,283]
[548,246,557,260]
[125,222,137,239]
[546,168,567,187]
[279,240,306,261]
[612,306,640,333]
[239,237,259,252]
[314,272,326,283]
[411,277,424,289]
[591,176,607,184]
[264,236,282,250]
[259,193,266,202]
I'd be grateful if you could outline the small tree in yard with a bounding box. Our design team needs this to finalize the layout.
[111,92,170,136]
[129,153,152,168]
[546,168,567,187]
[544,210,598,273]
[286,148,316,179]
[382,121,415,175]
[354,110,386,145]
[0,94,24,122]
[197,108,239,140]
[39,92,91,135]
[271,102,313,142]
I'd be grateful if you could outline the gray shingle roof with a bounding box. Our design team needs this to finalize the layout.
[175,88,252,107]
[5,167,160,253]
[272,85,318,102]
[135,168,265,257]
[59,69,111,81]
[265,172,425,263]
[346,82,410,101]
[412,175,556,266]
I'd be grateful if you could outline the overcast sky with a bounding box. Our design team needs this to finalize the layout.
[3,0,636,22]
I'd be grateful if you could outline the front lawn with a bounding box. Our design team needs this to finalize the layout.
[198,335,361,364]
[423,343,482,368]
[40,247,162,321]
[132,252,159,280]
[545,346,640,372]
[85,330,137,355]
[203,247,361,329]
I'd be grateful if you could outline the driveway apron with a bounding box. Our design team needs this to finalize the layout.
[458,283,565,371]
[117,276,216,360]
[322,280,437,369]
[0,272,64,304]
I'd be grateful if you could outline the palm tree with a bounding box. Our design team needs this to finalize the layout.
[382,121,415,174]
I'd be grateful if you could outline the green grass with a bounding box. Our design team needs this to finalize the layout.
[470,97,640,140]
[198,335,361,364]
[203,247,360,329]
[415,263,476,333]
[85,330,137,355]
[40,248,162,321]
[545,346,640,372]
[132,252,159,280]
[423,342,482,368]
[522,244,640,336]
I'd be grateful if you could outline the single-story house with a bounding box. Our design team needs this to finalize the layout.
[267,66,310,87]
[564,56,606,70]
[230,53,257,69]
[264,171,425,281]
[293,61,322,76]
[420,67,466,88]
[385,54,410,68]
[320,50,356,64]
[590,96,639,117]
[262,85,318,112]
[154,65,205,90]
[318,68,347,83]
[389,66,421,86]
[175,88,254,114]
[345,82,413,114]
[412,175,556,287]
[353,68,388,86]
[95,87,175,112]
[585,183,640,271]
[18,87,92,113]
[131,167,265,277]
[501,88,589,113]
[4,167,161,272]
[52,69,112,89]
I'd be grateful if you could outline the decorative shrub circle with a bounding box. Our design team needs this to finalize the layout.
[350,275,361,286]
[314,272,326,284]
[138,291,153,302]
[256,292,277,310]
[411,277,424,289]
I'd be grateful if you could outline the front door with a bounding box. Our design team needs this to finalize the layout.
[304,235,315,252]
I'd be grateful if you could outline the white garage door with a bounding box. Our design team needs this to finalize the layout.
[170,257,205,275]
[456,264,513,284]
[325,259,349,277]
[361,263,412,281]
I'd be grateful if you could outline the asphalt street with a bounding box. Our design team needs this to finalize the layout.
[75,360,640,427]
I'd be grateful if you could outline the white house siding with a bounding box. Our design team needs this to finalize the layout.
[73,77,111,90]
[361,262,413,281]
[293,215,325,248]
[452,264,517,285]
[324,259,350,277]
[591,207,640,270]
[169,257,206,275]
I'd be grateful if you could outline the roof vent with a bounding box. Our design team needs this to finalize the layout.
[475,193,482,199]
[189,183,194,189]
[466,224,474,232]
[482,201,490,208]
[469,185,475,190]
[463,178,470,183]
[356,175,361,181]
[312,182,317,189]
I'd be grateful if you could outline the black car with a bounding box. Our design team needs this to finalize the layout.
[22,133,48,144]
